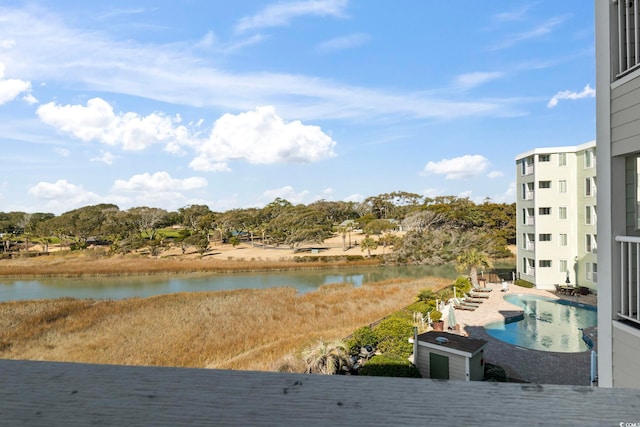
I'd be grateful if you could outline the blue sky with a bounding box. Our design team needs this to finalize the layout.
[0,1,595,215]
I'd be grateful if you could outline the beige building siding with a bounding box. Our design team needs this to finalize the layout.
[515,143,594,289]
[611,75,640,157]
[415,343,431,378]
[415,343,467,381]
[611,76,640,157]
[612,324,640,388]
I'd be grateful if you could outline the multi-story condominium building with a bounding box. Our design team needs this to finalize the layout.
[595,0,640,388]
[515,142,597,291]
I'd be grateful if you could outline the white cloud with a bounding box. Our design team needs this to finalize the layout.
[0,39,16,48]
[23,93,38,104]
[458,190,473,199]
[490,16,568,50]
[36,97,192,151]
[322,187,333,195]
[547,84,595,108]
[492,181,516,203]
[189,106,337,171]
[90,150,117,165]
[487,170,504,178]
[262,185,310,204]
[421,188,442,199]
[0,63,32,104]
[27,179,102,213]
[316,33,370,53]
[492,5,532,23]
[112,171,207,193]
[235,0,347,33]
[0,8,522,122]
[344,193,364,203]
[422,154,490,180]
[53,147,70,157]
[453,72,505,90]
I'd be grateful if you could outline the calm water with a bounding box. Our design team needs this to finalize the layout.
[484,294,597,353]
[0,264,461,302]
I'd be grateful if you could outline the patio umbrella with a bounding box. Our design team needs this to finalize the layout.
[448,303,457,330]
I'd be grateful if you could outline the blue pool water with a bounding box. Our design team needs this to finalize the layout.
[484,294,597,353]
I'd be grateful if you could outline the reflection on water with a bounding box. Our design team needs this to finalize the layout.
[485,294,597,353]
[0,264,468,301]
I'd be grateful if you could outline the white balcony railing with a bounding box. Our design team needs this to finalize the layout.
[526,217,534,225]
[525,243,535,251]
[525,191,534,200]
[615,235,640,326]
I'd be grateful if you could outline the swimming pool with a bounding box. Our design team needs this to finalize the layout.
[484,294,597,353]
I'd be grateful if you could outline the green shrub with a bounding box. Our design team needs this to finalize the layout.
[374,315,414,359]
[417,288,436,302]
[360,354,421,378]
[484,363,508,382]
[405,300,432,316]
[430,310,442,322]
[346,326,378,356]
[453,275,472,294]
[514,279,535,288]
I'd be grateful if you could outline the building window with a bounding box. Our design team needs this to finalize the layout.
[539,260,551,268]
[539,180,551,189]
[523,258,535,275]
[586,234,597,253]
[538,154,550,162]
[539,207,551,215]
[558,153,567,166]
[559,207,567,220]
[524,233,535,250]
[522,182,534,200]
[585,178,592,196]
[559,180,567,193]
[559,259,568,273]
[585,149,595,168]
[539,234,551,242]
[559,234,568,246]
[586,262,598,283]
[585,206,592,225]
[521,156,534,175]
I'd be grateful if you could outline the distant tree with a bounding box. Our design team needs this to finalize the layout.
[363,219,395,236]
[187,233,210,258]
[268,204,332,249]
[126,207,169,241]
[360,236,378,257]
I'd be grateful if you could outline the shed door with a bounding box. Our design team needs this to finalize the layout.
[429,353,449,379]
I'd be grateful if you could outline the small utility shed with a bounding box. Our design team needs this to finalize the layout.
[412,331,487,381]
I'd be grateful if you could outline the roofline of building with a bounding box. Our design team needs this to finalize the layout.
[514,140,596,161]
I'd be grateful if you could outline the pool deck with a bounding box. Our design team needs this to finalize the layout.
[452,284,597,386]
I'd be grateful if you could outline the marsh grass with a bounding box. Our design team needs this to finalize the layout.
[0,276,450,371]
[0,252,380,277]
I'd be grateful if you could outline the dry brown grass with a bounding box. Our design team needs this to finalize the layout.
[0,251,380,277]
[0,276,450,371]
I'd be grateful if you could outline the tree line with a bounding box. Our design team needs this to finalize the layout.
[0,191,515,263]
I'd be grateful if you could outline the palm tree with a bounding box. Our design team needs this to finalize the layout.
[456,248,492,287]
[302,340,351,375]
[360,236,378,257]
